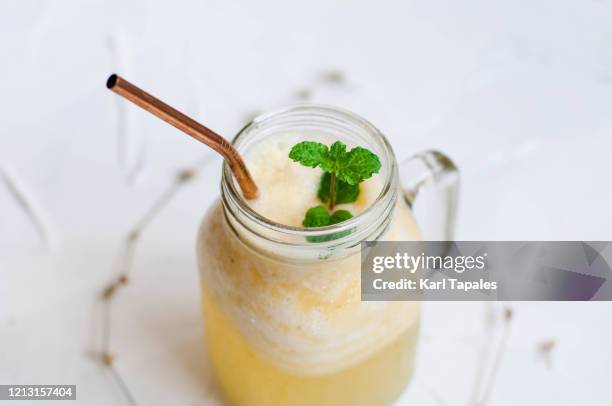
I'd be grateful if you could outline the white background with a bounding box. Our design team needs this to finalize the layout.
[1,1,611,405]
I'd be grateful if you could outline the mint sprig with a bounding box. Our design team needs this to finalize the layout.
[289,140,381,238]
[289,140,380,209]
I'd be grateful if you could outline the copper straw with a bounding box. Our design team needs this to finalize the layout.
[106,74,258,199]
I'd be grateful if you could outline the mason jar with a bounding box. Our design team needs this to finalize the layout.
[197,105,459,406]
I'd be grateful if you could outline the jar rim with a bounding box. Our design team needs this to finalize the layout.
[221,104,398,245]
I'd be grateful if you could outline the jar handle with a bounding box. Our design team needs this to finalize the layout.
[399,150,460,240]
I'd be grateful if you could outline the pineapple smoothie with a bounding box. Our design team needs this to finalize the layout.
[197,132,421,406]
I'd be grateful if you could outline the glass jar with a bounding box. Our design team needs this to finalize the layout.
[197,105,459,406]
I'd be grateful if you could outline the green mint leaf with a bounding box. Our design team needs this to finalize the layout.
[302,205,331,228]
[319,141,347,173]
[329,141,347,161]
[329,209,353,224]
[302,206,354,228]
[288,141,329,168]
[317,172,359,205]
[288,140,380,186]
[303,206,354,242]
[336,147,381,185]
[303,205,331,243]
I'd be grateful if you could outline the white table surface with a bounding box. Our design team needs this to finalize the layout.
[1,1,611,405]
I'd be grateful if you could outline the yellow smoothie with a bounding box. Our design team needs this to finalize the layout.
[197,134,421,405]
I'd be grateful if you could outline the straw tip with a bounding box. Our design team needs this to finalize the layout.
[106,74,118,89]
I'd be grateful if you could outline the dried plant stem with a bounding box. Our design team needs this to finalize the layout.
[477,307,513,406]
[467,302,496,406]
[1,164,53,246]
[134,182,182,233]
[469,335,494,405]
[100,239,136,361]
[108,365,139,406]
[101,298,112,360]
[98,156,211,406]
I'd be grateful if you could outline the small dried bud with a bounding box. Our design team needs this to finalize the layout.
[177,169,196,182]
[504,307,513,322]
[101,352,114,366]
[118,274,129,285]
[127,230,140,242]
[537,339,557,369]
[321,70,345,84]
[538,339,556,353]
[296,88,312,100]
[102,285,116,300]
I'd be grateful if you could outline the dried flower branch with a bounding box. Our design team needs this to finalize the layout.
[1,164,54,247]
[108,365,139,406]
[467,302,497,406]
[476,306,514,406]
[97,154,213,406]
